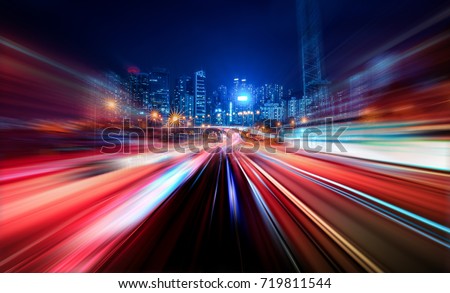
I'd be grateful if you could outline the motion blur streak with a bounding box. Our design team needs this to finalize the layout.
[259,153,450,240]
[0,36,93,84]
[0,151,209,272]
[1,19,449,272]
[1,138,449,271]
[242,154,383,273]
[233,157,301,272]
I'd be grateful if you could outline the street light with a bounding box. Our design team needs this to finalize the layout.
[249,111,255,126]
[149,110,159,126]
[106,100,117,110]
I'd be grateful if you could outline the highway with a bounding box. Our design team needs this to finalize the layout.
[0,134,449,272]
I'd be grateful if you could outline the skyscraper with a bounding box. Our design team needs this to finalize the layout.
[263,84,283,104]
[217,85,228,109]
[137,73,150,111]
[230,77,254,125]
[253,85,265,109]
[172,77,183,112]
[194,70,206,125]
[126,70,140,110]
[297,0,330,119]
[149,68,170,118]
[287,96,299,119]
[256,84,285,123]
[173,75,194,117]
[102,71,129,121]
[211,85,227,125]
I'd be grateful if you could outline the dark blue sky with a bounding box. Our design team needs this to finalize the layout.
[1,0,448,90]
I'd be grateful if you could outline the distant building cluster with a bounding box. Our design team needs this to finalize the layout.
[99,67,297,127]
[74,0,447,128]
[99,63,395,127]
[96,0,399,127]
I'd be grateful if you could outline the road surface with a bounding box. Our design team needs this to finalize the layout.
[1,134,448,272]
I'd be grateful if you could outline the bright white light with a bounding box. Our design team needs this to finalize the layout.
[237,96,248,101]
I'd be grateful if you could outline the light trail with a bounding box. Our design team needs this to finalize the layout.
[258,152,450,241]
[243,154,384,273]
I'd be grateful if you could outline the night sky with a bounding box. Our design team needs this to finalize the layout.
[1,0,448,90]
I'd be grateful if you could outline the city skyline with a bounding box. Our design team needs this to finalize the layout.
[0,0,449,278]
[103,66,289,126]
[2,0,448,91]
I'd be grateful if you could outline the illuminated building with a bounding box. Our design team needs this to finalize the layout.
[297,0,330,119]
[149,68,170,118]
[194,70,206,125]
[173,75,194,118]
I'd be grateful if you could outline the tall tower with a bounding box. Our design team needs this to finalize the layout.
[297,0,330,119]
[149,68,170,118]
[173,75,194,116]
[194,70,206,125]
